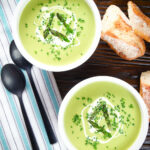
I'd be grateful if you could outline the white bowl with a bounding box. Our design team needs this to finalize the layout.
[13,0,101,72]
[58,76,149,150]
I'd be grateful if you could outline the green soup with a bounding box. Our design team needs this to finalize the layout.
[64,82,141,150]
[19,0,96,66]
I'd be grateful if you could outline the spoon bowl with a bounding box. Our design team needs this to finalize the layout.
[10,41,32,70]
[1,64,25,95]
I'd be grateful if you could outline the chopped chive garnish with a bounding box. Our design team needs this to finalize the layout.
[72,114,81,126]
[25,23,28,28]
[78,18,85,23]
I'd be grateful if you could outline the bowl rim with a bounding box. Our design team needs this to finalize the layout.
[13,0,101,72]
[58,76,149,150]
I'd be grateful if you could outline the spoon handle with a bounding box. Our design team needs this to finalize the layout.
[18,95,39,150]
[27,68,57,144]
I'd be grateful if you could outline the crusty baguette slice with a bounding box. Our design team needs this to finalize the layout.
[140,71,150,121]
[101,5,146,60]
[128,1,150,42]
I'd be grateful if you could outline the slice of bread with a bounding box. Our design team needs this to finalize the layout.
[140,71,150,121]
[101,5,146,60]
[128,1,150,42]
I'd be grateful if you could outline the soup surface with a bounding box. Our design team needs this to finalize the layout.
[19,0,96,66]
[64,82,141,150]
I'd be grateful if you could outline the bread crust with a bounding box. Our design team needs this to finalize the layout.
[128,1,150,42]
[140,73,150,121]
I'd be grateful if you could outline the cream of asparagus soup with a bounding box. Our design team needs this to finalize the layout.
[19,0,96,66]
[64,82,141,150]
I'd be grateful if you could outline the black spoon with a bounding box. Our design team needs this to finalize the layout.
[1,64,39,150]
[10,40,57,144]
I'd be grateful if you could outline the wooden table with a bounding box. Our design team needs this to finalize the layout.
[54,0,150,149]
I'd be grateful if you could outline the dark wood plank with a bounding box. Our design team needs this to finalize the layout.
[54,0,150,149]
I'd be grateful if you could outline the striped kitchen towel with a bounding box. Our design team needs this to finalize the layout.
[0,0,65,149]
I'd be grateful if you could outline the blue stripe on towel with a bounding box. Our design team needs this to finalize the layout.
[15,0,20,4]
[0,5,12,41]
[0,125,10,150]
[42,70,59,114]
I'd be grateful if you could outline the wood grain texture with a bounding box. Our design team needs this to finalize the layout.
[54,0,150,149]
